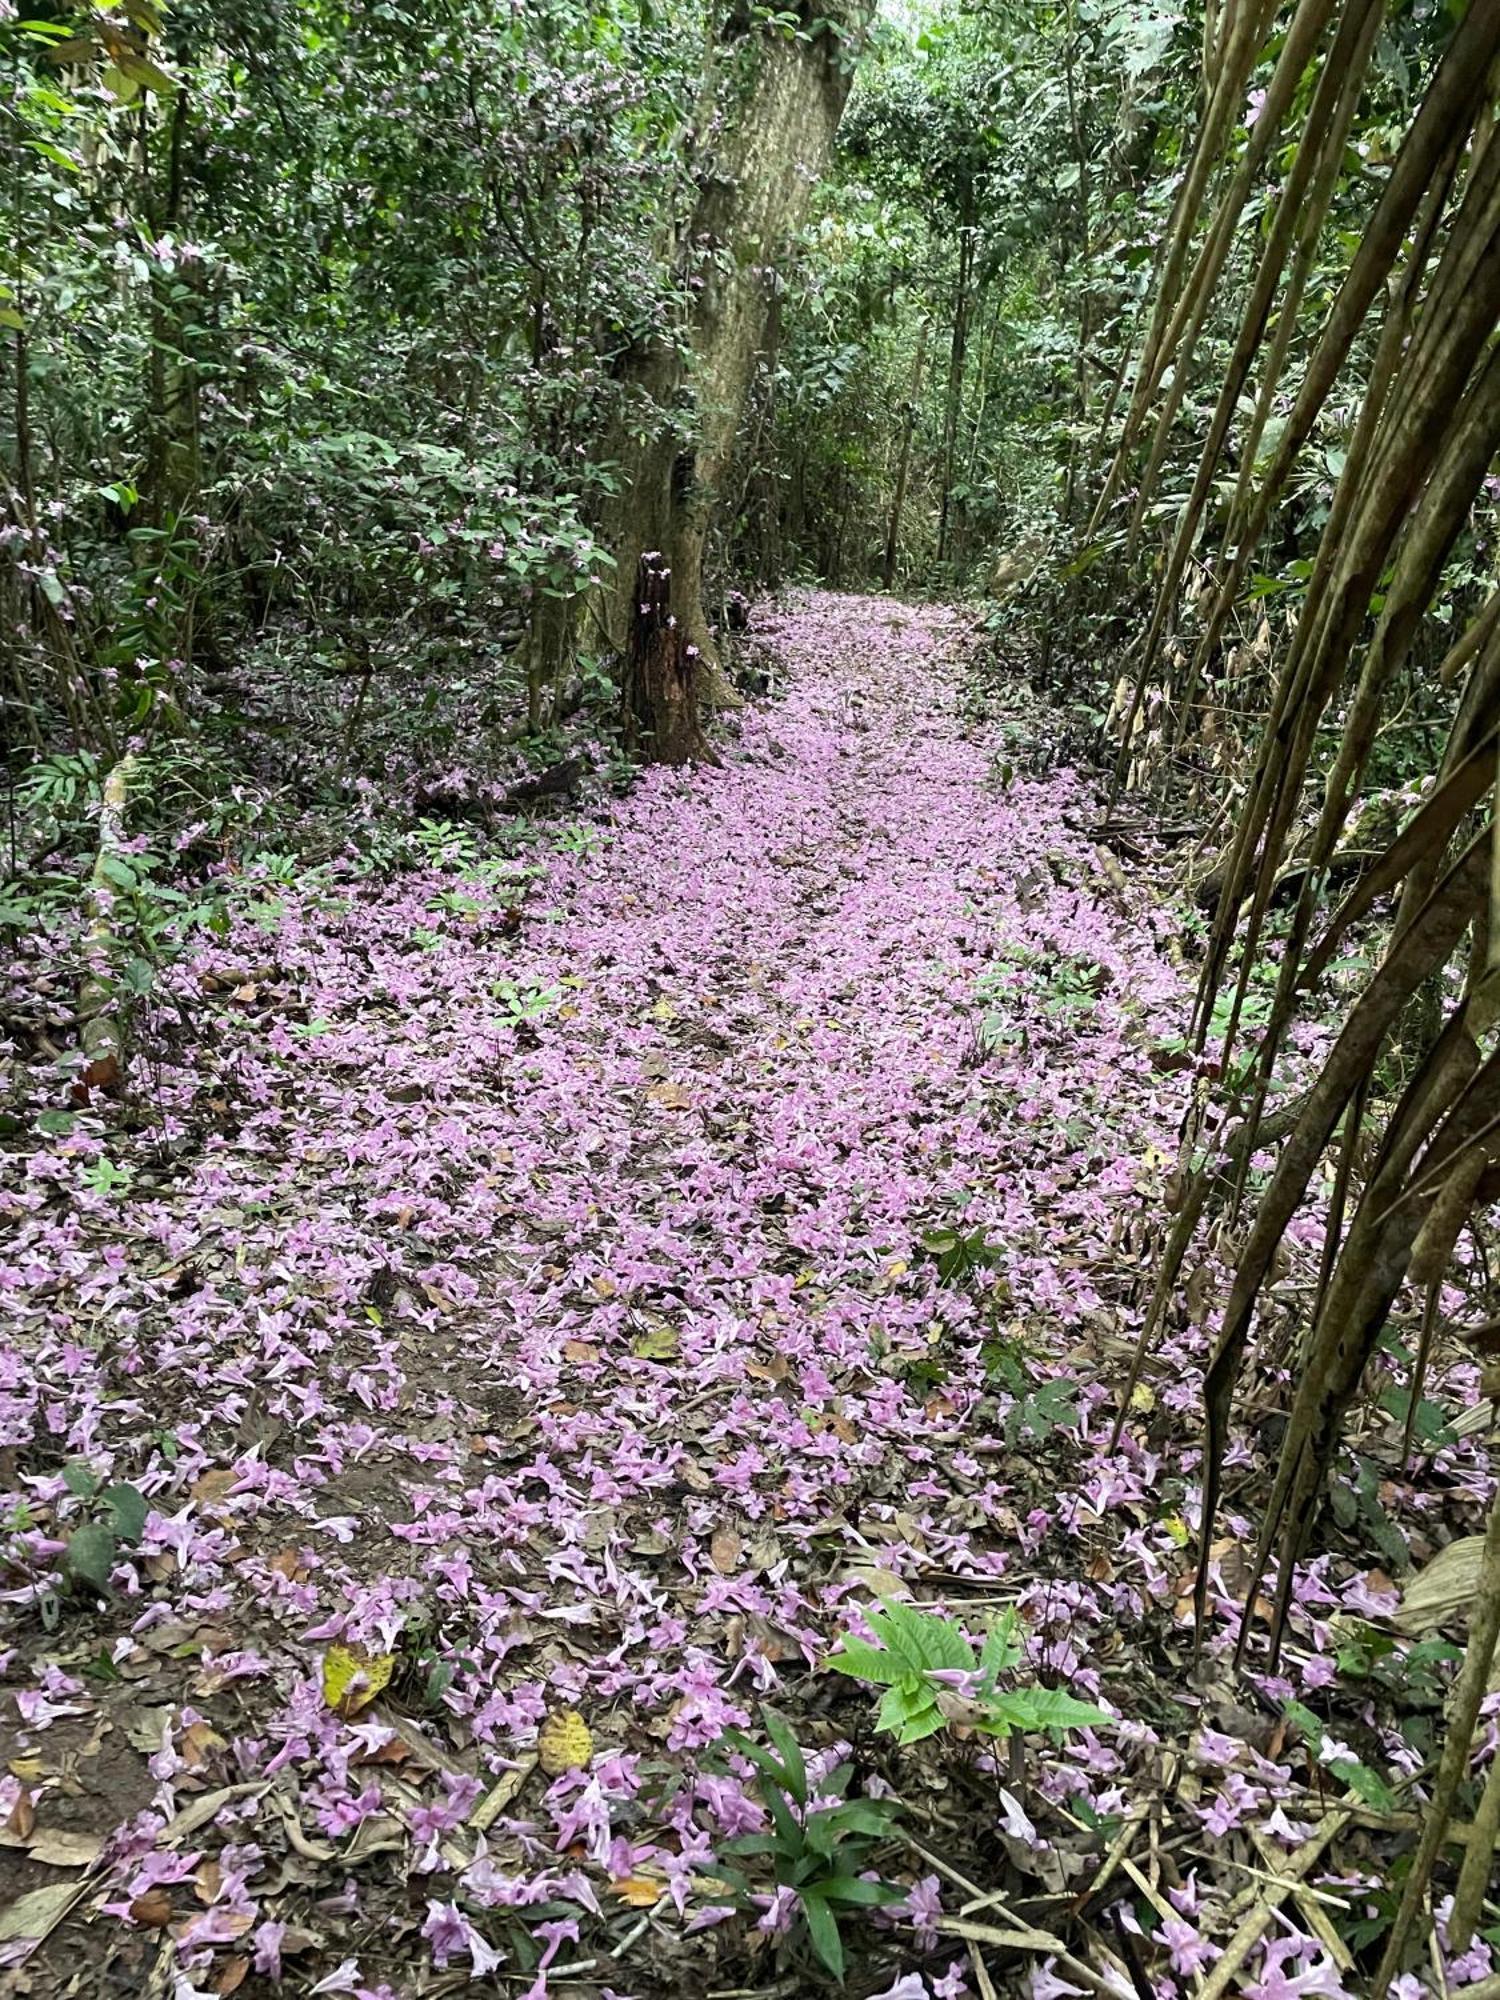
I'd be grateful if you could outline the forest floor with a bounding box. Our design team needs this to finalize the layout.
[2,597,1494,2000]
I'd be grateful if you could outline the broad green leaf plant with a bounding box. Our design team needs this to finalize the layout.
[825,1596,1110,1746]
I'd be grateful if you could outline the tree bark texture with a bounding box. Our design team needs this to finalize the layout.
[603,3,869,731]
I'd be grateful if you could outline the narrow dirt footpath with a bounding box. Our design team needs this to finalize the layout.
[4,597,1200,1997]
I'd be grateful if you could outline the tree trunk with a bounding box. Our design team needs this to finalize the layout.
[143,92,198,530]
[935,175,975,569]
[882,318,929,590]
[602,3,869,743]
[623,552,719,766]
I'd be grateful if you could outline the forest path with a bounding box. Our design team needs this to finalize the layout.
[4,594,1197,1996]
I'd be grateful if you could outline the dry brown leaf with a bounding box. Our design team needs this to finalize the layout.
[838,1564,906,1599]
[344,1814,405,1865]
[130,1888,174,1927]
[468,1755,539,1835]
[724,1612,802,1665]
[25,1829,103,1870]
[1396,1535,1486,1636]
[709,1527,742,1576]
[215,1958,249,1996]
[190,1469,238,1505]
[0,1878,89,1954]
[181,1721,227,1770]
[124,1707,176,1756]
[646,1080,692,1109]
[563,1340,600,1365]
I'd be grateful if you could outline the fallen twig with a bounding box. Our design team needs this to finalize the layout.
[1198,1812,1351,2000]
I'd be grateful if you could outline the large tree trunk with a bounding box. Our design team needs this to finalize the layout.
[623,553,722,766]
[602,3,869,735]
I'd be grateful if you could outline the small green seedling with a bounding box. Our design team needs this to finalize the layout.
[713,1710,905,1982]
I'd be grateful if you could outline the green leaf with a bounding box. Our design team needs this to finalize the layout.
[987,1687,1111,1735]
[102,63,142,103]
[37,1109,77,1137]
[824,1634,901,1684]
[867,1596,975,1675]
[722,1729,793,1797]
[66,1523,117,1591]
[25,137,80,173]
[1330,1757,1397,1814]
[100,1483,147,1543]
[979,1609,1024,1681]
[762,1780,801,1853]
[762,1711,807,1806]
[876,1679,944,1742]
[799,1889,844,1981]
[820,1799,901,1838]
[61,1460,100,1499]
[1284,1699,1322,1745]
[99,853,138,891]
[817,1876,903,1907]
[117,51,177,94]
[83,1157,132,1196]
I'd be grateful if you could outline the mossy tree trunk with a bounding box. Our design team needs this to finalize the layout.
[603,3,869,739]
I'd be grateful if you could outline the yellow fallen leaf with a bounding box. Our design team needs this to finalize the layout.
[1162,1514,1190,1547]
[322,1644,396,1716]
[611,1875,664,1907]
[632,1326,679,1361]
[537,1709,593,1777]
[1129,1382,1155,1413]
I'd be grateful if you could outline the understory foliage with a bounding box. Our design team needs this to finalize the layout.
[737,0,1191,592]
[3,0,695,792]
[1070,0,1500,1983]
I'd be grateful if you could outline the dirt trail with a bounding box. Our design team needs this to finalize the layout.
[4,596,1198,1997]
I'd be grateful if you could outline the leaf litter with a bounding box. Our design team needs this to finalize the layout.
[1,594,1496,1998]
